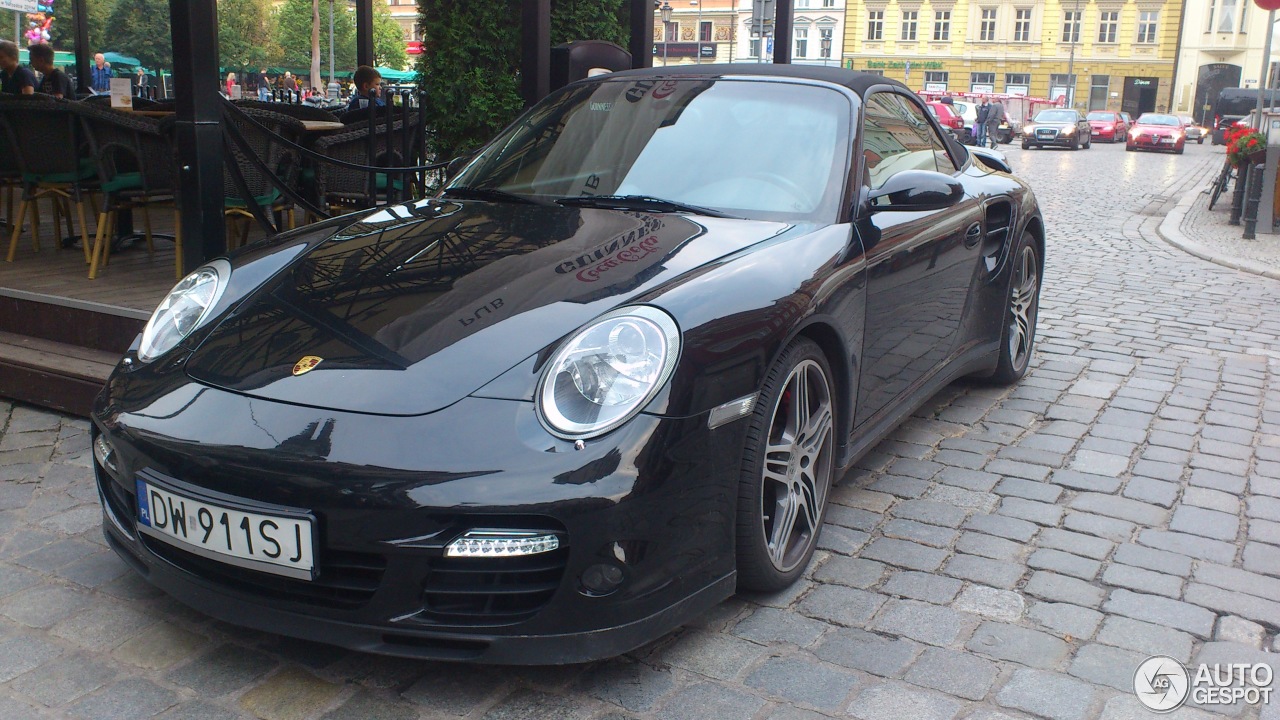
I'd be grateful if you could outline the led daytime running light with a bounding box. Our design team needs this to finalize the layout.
[445,531,561,558]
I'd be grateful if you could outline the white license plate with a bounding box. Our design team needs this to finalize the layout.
[136,480,315,580]
[1161,138,1174,144]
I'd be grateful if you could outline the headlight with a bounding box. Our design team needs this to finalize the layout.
[138,260,231,362]
[1062,126,1075,135]
[1130,128,1141,138]
[1171,130,1183,140]
[1103,124,1113,131]
[537,306,680,439]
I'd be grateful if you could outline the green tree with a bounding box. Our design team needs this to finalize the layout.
[218,0,276,72]
[47,0,112,56]
[273,0,355,81]
[417,0,629,159]
[99,0,171,69]
[373,2,407,70]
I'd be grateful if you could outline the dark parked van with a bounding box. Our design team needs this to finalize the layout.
[1212,88,1280,144]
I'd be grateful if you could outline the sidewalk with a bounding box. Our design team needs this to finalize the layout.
[1159,159,1280,280]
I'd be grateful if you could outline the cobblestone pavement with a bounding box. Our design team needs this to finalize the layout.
[3,139,1280,720]
[1163,149,1280,279]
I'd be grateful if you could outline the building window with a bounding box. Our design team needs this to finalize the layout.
[823,0,836,7]
[933,11,951,40]
[902,11,918,41]
[863,69,885,76]
[972,72,995,85]
[796,0,810,7]
[1217,0,1238,33]
[868,10,884,41]
[1241,0,1249,32]
[1006,73,1030,85]
[749,38,761,57]
[664,21,678,42]
[1136,11,1157,43]
[1089,75,1110,110]
[924,71,949,84]
[979,8,997,41]
[820,27,834,57]
[1014,8,1033,42]
[700,21,712,42]
[795,27,808,57]
[1097,11,1118,43]
[1062,11,1080,43]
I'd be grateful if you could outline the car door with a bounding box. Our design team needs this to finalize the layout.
[854,90,985,426]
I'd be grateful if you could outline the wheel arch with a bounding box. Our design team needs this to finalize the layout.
[786,318,857,464]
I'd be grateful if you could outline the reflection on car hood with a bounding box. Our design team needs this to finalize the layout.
[185,198,790,415]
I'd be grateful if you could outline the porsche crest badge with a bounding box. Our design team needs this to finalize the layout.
[292,356,323,376]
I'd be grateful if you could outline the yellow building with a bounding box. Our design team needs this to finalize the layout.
[841,0,1182,115]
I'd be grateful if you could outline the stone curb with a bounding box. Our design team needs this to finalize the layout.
[1156,184,1280,282]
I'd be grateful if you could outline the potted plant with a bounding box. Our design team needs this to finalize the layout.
[1226,126,1268,166]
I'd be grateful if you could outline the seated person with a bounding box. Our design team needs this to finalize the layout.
[29,44,71,99]
[346,65,385,112]
[0,40,35,95]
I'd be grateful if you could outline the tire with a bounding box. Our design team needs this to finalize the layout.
[1084,135,1092,149]
[985,236,1040,385]
[1070,136,1079,151]
[1176,146,1185,155]
[1126,143,1134,152]
[1198,138,1205,144]
[736,338,836,592]
[1022,141,1030,150]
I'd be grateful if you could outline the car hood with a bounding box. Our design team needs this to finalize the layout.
[185,198,791,416]
[1133,125,1178,134]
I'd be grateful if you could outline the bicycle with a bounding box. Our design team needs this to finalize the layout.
[1208,158,1235,211]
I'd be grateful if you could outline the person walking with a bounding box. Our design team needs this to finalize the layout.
[90,52,111,93]
[975,99,990,147]
[985,98,1004,149]
[0,41,35,95]
[29,44,71,98]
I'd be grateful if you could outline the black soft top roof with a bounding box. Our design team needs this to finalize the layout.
[600,63,909,97]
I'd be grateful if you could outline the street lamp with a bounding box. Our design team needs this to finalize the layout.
[661,1,673,67]
[820,33,831,67]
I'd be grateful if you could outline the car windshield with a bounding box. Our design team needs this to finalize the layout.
[1086,112,1114,121]
[1137,114,1180,126]
[1034,110,1077,123]
[446,78,853,223]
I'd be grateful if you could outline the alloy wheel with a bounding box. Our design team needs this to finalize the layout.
[1007,244,1039,370]
[760,359,834,573]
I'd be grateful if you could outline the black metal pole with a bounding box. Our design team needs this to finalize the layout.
[1231,161,1248,226]
[629,0,653,69]
[1244,163,1264,239]
[72,0,90,96]
[521,0,550,107]
[773,0,793,64]
[170,0,226,271]
[355,0,375,67]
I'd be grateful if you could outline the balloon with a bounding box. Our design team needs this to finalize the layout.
[1256,0,1280,10]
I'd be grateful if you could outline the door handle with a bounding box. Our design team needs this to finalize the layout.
[964,223,983,248]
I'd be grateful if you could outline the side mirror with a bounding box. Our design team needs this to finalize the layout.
[867,170,965,212]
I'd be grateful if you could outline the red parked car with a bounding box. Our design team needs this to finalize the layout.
[1086,110,1129,143]
[1126,113,1186,154]
[926,101,965,140]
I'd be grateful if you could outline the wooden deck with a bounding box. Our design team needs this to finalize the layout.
[0,208,273,416]
[0,212,181,316]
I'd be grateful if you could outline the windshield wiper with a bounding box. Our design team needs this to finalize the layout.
[556,194,734,218]
[440,186,539,205]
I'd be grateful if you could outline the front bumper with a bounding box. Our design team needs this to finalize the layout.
[1128,135,1183,151]
[92,370,745,664]
[1024,129,1082,147]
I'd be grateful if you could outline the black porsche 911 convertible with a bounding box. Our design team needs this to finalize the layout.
[91,65,1044,664]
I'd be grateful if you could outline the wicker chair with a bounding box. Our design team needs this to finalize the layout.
[222,107,306,246]
[0,95,96,265]
[312,114,425,212]
[75,102,180,279]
